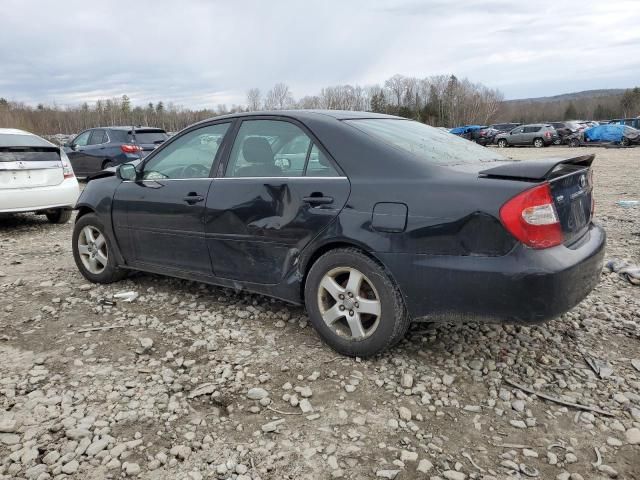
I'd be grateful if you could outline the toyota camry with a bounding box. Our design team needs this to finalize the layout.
[71,111,605,357]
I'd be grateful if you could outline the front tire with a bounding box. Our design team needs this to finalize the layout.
[72,213,127,283]
[621,137,630,147]
[304,248,410,357]
[46,208,72,224]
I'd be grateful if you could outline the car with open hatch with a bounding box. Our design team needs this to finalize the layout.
[1,128,79,223]
[71,110,605,357]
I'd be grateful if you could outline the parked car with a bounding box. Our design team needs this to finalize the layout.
[449,125,485,140]
[64,127,168,177]
[549,121,583,144]
[567,124,640,147]
[495,124,558,148]
[474,126,501,146]
[608,118,640,130]
[0,128,79,223]
[489,122,521,133]
[71,111,605,357]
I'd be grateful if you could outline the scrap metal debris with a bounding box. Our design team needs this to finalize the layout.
[606,259,640,285]
[505,378,615,416]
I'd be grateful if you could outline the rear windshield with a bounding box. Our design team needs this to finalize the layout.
[345,119,508,165]
[0,133,53,148]
[133,130,168,144]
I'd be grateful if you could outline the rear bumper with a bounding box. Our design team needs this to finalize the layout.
[377,223,606,323]
[0,178,80,213]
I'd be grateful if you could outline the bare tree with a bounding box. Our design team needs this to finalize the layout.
[264,83,293,110]
[246,88,261,111]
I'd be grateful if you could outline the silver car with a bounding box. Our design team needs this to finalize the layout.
[495,124,558,148]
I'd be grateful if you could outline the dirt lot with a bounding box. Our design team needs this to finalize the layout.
[1,146,639,480]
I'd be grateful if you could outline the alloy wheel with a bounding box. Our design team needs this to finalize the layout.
[317,267,381,340]
[77,225,108,274]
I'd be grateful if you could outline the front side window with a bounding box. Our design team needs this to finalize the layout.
[143,123,229,180]
[346,119,507,166]
[73,131,91,146]
[225,120,312,177]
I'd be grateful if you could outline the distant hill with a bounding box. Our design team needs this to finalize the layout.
[507,89,626,104]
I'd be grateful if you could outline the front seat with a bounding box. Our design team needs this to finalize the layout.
[235,137,282,177]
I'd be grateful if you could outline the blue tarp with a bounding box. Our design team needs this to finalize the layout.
[449,125,484,135]
[584,124,624,142]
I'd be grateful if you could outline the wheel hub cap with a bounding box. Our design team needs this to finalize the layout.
[317,267,382,340]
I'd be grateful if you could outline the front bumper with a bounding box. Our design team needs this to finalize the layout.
[377,223,606,323]
[0,178,80,213]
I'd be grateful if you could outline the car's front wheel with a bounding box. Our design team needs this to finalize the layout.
[497,139,508,148]
[72,213,127,283]
[45,208,72,224]
[621,137,630,147]
[304,248,410,357]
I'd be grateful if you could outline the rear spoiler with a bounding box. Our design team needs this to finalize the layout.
[479,154,594,181]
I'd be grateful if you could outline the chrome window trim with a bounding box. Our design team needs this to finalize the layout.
[121,176,347,183]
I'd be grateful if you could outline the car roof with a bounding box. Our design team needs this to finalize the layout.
[194,109,403,124]
[0,128,35,136]
[102,126,166,131]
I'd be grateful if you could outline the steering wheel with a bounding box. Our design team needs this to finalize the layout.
[183,163,210,178]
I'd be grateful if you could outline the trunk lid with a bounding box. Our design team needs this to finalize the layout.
[480,154,595,245]
[0,147,64,189]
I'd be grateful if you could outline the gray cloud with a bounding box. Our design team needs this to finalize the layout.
[0,0,638,108]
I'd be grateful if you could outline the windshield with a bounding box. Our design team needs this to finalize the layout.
[345,119,508,165]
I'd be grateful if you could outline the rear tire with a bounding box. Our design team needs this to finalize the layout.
[304,248,410,357]
[72,213,127,283]
[569,138,581,148]
[497,139,508,148]
[102,160,115,169]
[533,138,544,148]
[46,209,72,224]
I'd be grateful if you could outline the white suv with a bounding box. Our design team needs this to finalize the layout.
[0,128,79,223]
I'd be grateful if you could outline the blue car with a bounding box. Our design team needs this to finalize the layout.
[64,127,168,177]
[569,124,640,147]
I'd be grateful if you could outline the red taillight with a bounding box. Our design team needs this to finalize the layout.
[121,144,142,154]
[545,131,551,138]
[499,183,563,249]
[60,150,75,179]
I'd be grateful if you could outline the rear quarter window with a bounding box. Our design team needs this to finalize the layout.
[345,119,508,166]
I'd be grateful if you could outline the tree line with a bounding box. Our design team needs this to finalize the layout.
[1,77,638,137]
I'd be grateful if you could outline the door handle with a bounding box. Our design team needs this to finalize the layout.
[183,193,204,204]
[303,195,334,205]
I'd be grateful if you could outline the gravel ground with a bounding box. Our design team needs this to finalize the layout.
[1,146,639,480]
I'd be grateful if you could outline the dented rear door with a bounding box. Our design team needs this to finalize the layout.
[205,174,349,284]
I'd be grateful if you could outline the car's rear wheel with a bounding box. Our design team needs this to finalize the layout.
[72,213,127,283]
[102,160,115,169]
[533,138,544,148]
[304,248,410,357]
[45,208,72,224]
[497,139,507,148]
[569,138,581,148]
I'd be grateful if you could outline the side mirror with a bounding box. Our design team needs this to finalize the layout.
[117,163,137,180]
[62,142,69,148]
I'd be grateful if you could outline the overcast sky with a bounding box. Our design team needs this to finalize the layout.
[1,0,639,109]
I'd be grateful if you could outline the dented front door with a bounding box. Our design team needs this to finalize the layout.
[204,176,350,284]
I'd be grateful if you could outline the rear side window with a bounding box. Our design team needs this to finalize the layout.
[523,126,542,133]
[109,130,129,143]
[88,129,107,145]
[226,120,312,177]
[345,119,507,166]
[306,145,339,177]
